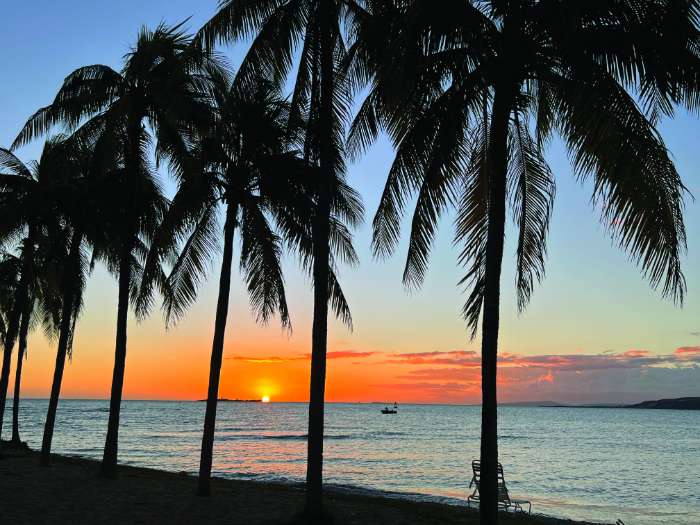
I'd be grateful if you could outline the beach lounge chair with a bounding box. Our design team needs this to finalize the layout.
[467,460,531,515]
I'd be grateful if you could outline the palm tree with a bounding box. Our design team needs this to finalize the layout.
[161,71,294,497]
[10,234,60,446]
[150,65,360,496]
[198,1,358,513]
[13,22,215,476]
[0,250,22,442]
[35,136,99,465]
[346,2,695,522]
[0,145,63,441]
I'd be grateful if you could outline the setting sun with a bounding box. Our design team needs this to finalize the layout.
[261,396,270,403]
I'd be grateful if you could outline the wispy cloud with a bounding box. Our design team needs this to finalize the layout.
[379,347,700,403]
[328,351,378,359]
[226,356,306,364]
[384,348,700,372]
[226,350,378,363]
[674,346,700,359]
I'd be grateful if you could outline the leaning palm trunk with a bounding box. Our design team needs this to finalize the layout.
[100,245,132,477]
[198,202,237,497]
[479,84,514,525]
[0,233,34,440]
[11,306,30,444]
[41,232,82,465]
[305,4,336,515]
[0,310,18,439]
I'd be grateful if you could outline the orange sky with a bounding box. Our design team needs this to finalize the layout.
[12,283,700,405]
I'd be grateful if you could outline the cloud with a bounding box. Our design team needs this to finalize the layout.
[383,347,700,403]
[621,350,651,357]
[690,332,700,338]
[383,350,481,367]
[226,346,700,403]
[674,346,700,359]
[385,348,700,372]
[226,356,306,364]
[226,350,378,364]
[537,370,555,384]
[327,351,378,359]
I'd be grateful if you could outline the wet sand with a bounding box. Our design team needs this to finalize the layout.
[0,447,604,524]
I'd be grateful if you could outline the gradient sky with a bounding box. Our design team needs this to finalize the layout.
[1,1,699,404]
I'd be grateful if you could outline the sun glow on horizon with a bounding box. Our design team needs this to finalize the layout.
[261,395,271,403]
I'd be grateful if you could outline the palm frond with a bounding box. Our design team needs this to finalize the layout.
[456,97,489,339]
[550,70,687,302]
[508,113,555,312]
[239,201,290,329]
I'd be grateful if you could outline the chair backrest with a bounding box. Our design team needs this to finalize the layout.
[470,460,511,504]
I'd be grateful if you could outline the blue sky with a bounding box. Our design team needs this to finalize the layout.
[1,1,698,403]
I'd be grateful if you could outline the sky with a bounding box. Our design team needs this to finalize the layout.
[1,1,698,404]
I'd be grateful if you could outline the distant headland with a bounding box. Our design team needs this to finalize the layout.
[533,397,700,410]
[627,397,700,410]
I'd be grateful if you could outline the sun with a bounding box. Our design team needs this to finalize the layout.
[261,395,271,403]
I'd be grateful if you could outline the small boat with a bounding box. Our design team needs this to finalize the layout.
[381,402,398,414]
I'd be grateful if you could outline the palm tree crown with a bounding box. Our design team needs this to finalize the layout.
[346,1,695,523]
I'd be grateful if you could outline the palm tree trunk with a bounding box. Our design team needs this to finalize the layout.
[479,85,513,525]
[0,307,19,441]
[305,3,334,516]
[0,231,34,441]
[10,306,30,444]
[100,244,132,477]
[197,201,237,497]
[41,231,82,466]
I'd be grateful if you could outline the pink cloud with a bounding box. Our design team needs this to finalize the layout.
[674,346,700,359]
[383,350,481,367]
[622,350,651,357]
[225,356,300,364]
[387,348,700,372]
[537,370,555,384]
[327,351,378,359]
[226,350,378,363]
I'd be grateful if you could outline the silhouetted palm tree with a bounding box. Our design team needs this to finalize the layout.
[35,136,100,465]
[149,64,360,496]
[13,22,215,476]
[10,235,60,445]
[0,250,22,441]
[0,145,64,442]
[198,2,358,513]
[0,253,14,350]
[347,2,694,522]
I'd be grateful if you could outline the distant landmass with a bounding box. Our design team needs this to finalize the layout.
[195,398,261,403]
[502,400,564,407]
[535,397,700,410]
[627,397,700,410]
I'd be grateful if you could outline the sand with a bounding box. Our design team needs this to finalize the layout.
[0,447,604,525]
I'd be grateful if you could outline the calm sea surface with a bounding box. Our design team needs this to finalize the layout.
[4,400,698,524]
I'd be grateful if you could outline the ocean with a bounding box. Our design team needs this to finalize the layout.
[4,400,698,524]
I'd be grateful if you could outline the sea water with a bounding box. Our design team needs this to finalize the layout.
[4,400,699,524]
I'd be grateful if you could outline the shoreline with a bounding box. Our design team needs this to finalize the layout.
[0,446,606,525]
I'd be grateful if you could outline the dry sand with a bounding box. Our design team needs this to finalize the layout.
[0,447,604,524]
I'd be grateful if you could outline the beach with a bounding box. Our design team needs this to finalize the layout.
[5,400,698,524]
[1,447,601,525]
